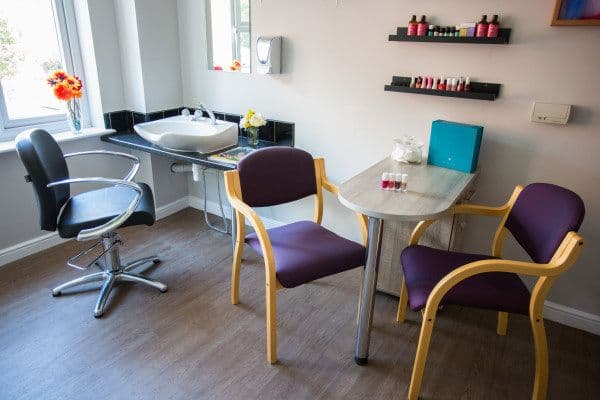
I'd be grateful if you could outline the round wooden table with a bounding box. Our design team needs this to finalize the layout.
[338,157,477,365]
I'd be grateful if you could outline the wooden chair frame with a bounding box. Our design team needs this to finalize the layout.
[395,185,585,399]
[224,158,367,364]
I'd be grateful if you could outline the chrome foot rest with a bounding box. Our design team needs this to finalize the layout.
[52,232,166,318]
[66,234,122,270]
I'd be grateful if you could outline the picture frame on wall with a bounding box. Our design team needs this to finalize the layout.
[552,0,600,25]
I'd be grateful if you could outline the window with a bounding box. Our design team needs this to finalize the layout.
[206,0,251,73]
[0,0,87,138]
[232,0,250,68]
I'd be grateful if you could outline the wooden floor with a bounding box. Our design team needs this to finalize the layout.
[1,208,598,400]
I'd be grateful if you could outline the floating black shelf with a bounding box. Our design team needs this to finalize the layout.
[389,27,511,44]
[385,76,501,101]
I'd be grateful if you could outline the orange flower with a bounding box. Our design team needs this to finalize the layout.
[53,82,74,101]
[229,60,242,71]
[51,69,68,81]
[47,70,84,101]
[73,76,83,90]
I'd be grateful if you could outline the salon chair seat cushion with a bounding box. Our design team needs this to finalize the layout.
[402,245,531,315]
[57,183,155,239]
[245,220,366,288]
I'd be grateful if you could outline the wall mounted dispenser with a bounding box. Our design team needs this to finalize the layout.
[256,36,282,74]
[531,102,571,125]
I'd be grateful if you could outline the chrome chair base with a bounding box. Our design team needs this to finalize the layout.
[51,233,167,318]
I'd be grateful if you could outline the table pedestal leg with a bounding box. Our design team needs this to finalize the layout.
[354,216,384,365]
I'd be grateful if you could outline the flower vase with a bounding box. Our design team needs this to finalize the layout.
[67,99,82,134]
[246,126,259,147]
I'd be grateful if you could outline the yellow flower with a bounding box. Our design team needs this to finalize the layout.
[244,109,255,121]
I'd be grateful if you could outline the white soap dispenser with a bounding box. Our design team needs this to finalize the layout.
[256,36,282,74]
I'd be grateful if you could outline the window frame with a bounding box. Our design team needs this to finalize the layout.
[0,0,90,140]
[231,0,250,63]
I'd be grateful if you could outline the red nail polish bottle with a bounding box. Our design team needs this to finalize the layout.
[438,76,446,91]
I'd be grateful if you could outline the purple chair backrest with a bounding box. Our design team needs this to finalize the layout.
[237,147,317,207]
[505,183,585,264]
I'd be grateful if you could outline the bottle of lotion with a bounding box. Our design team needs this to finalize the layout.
[417,15,428,36]
[487,15,499,38]
[407,15,418,36]
[476,15,489,38]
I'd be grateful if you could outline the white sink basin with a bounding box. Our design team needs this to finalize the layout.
[134,116,238,154]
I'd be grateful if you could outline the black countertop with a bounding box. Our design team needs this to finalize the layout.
[101,130,292,171]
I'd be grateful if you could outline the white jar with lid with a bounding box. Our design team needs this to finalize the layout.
[392,136,423,164]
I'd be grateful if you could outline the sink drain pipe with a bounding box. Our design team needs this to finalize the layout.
[170,163,229,234]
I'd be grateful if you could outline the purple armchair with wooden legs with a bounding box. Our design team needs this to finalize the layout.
[223,147,368,364]
[395,183,585,399]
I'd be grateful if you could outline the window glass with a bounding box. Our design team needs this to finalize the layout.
[207,0,251,73]
[0,0,66,121]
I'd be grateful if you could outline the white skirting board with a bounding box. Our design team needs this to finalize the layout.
[543,301,600,335]
[186,195,283,230]
[0,195,597,335]
[0,232,68,267]
[0,197,191,268]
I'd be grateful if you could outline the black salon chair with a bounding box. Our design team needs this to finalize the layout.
[15,129,167,318]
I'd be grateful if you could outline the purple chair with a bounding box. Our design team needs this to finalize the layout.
[396,183,585,400]
[224,147,368,364]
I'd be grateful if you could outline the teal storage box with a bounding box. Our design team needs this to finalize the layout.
[427,120,483,173]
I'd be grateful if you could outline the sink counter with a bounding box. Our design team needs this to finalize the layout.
[101,130,293,171]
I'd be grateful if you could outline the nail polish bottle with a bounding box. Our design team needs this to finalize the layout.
[457,77,464,92]
[394,174,402,192]
[432,77,439,90]
[428,25,435,37]
[445,78,452,91]
[440,27,446,37]
[434,26,440,37]
[381,173,390,190]
[465,77,471,92]
[409,76,416,88]
[438,76,446,91]
[426,77,433,89]
[401,174,408,193]
[451,78,457,91]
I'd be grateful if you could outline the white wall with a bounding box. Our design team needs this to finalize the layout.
[83,0,126,114]
[178,0,600,317]
[0,139,131,249]
[114,0,146,112]
[135,0,183,112]
[0,0,186,255]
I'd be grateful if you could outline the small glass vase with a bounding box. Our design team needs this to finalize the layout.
[66,99,82,134]
[246,126,259,147]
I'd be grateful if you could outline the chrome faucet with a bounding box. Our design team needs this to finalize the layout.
[195,102,217,125]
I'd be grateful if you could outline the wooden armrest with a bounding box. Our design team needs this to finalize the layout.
[423,258,552,316]
[322,177,338,194]
[224,171,275,268]
[314,157,367,245]
[409,185,524,246]
[426,231,583,313]
[449,203,509,217]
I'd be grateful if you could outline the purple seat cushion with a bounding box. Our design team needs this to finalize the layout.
[246,221,366,288]
[505,183,585,264]
[401,245,530,315]
[237,147,317,207]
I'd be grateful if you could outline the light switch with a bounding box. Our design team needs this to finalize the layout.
[531,102,571,125]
